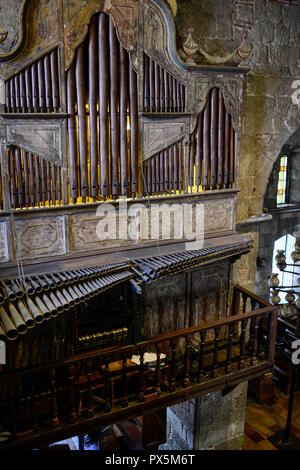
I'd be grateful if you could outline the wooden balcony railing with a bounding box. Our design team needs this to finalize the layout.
[0,285,278,449]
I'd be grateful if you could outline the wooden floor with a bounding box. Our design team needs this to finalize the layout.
[242,384,300,450]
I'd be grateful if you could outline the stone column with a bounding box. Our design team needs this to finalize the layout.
[160,382,248,450]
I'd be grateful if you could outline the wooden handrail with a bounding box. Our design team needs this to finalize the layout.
[0,303,277,380]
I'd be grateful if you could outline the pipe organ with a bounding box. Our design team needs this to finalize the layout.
[0,5,242,217]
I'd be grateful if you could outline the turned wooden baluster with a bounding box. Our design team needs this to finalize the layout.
[198,330,206,381]
[242,292,248,313]
[29,373,39,433]
[137,348,145,402]
[248,299,257,349]
[9,376,17,438]
[86,360,94,417]
[50,368,59,427]
[184,336,191,387]
[155,345,161,396]
[121,354,128,407]
[250,317,259,366]
[212,326,220,378]
[104,360,111,412]
[169,339,177,392]
[239,319,248,370]
[67,365,77,422]
[225,323,234,374]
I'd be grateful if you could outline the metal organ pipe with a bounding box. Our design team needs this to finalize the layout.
[89,15,99,201]
[98,13,110,199]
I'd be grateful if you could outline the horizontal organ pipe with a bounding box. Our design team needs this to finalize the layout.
[7,145,63,210]
[143,53,186,113]
[188,87,236,191]
[4,48,60,113]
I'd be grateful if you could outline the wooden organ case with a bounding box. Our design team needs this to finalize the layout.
[0,0,278,450]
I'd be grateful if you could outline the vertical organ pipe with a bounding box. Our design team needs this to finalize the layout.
[50,49,59,111]
[88,15,99,201]
[217,89,224,187]
[98,13,110,199]
[210,88,218,188]
[119,42,129,196]
[109,15,120,198]
[67,62,78,202]
[75,44,88,201]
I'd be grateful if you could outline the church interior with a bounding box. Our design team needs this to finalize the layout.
[0,0,299,452]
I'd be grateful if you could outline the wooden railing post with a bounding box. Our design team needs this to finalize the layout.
[29,373,39,433]
[155,344,162,396]
[212,326,220,378]
[67,365,76,422]
[169,339,177,392]
[198,330,206,382]
[121,354,128,408]
[50,367,59,427]
[184,336,191,387]
[137,348,145,402]
[225,323,234,374]
[250,317,259,366]
[104,360,111,413]
[239,319,248,370]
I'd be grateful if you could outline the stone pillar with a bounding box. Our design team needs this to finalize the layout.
[160,382,248,450]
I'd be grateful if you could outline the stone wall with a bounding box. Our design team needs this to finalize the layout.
[160,382,248,450]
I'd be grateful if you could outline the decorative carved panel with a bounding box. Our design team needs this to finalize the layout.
[12,215,66,259]
[6,120,64,164]
[0,221,9,262]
